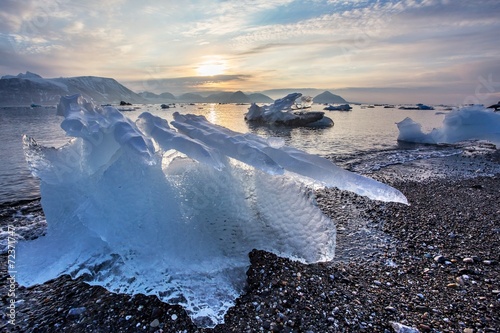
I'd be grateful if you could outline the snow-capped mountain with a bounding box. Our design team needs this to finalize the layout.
[0,72,147,106]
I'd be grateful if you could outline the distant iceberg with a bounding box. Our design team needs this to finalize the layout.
[245,93,333,127]
[18,94,406,327]
[397,105,500,147]
[398,103,434,110]
[323,104,352,111]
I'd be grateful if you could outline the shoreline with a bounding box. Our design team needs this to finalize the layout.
[1,156,499,332]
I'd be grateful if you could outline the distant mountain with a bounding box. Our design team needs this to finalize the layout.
[159,92,176,100]
[205,91,272,103]
[138,91,160,99]
[261,88,326,100]
[205,92,233,103]
[247,93,273,103]
[0,72,275,106]
[141,90,273,103]
[0,75,68,106]
[0,72,147,106]
[138,91,176,102]
[2,71,42,80]
[312,91,347,104]
[177,93,205,103]
[226,91,250,103]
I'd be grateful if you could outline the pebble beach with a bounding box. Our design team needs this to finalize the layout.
[1,151,499,333]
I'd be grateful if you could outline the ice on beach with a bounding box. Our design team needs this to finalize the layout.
[18,94,406,327]
[397,105,500,147]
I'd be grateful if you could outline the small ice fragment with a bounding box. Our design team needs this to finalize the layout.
[267,137,285,148]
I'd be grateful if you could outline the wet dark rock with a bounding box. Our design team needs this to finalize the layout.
[418,323,431,332]
[434,255,446,264]
[67,307,86,317]
[150,306,162,318]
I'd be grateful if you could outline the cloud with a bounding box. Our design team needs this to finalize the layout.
[229,1,499,84]
[237,42,306,55]
[63,21,84,34]
[231,0,500,51]
[167,0,296,37]
[1,0,499,104]
[414,71,462,83]
[0,0,44,31]
[124,74,252,94]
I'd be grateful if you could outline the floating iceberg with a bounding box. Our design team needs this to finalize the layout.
[245,92,333,127]
[323,104,352,111]
[398,103,434,110]
[18,94,406,327]
[397,105,500,147]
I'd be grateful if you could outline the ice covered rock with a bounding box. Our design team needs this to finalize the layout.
[18,95,406,327]
[245,93,333,127]
[397,105,500,147]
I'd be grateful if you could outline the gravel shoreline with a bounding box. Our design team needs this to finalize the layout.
[1,156,499,332]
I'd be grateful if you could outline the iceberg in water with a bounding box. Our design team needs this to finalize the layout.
[397,105,500,147]
[18,94,406,327]
[245,92,334,127]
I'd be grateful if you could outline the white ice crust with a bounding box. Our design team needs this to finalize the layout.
[19,94,407,327]
[397,105,500,147]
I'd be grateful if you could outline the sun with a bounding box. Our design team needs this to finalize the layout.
[196,56,227,76]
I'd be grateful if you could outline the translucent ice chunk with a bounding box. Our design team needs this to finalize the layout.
[136,112,225,170]
[18,95,406,328]
[397,105,500,147]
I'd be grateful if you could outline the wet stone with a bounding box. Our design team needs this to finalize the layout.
[67,307,86,317]
[415,305,429,312]
[434,255,446,264]
[418,323,431,332]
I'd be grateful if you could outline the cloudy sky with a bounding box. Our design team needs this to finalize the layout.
[0,0,499,104]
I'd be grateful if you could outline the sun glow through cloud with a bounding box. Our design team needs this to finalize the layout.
[196,56,228,76]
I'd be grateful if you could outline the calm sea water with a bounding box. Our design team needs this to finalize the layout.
[0,103,449,204]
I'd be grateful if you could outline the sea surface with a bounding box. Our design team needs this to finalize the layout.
[0,103,478,204]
